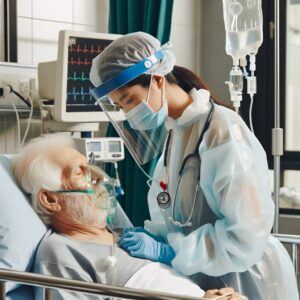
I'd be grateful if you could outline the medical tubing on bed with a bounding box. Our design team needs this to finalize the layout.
[114,161,124,196]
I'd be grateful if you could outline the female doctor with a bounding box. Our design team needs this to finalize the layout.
[90,32,298,300]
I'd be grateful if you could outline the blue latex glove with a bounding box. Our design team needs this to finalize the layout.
[118,231,175,266]
[124,227,165,243]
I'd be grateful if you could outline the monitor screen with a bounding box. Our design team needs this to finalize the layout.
[66,36,112,113]
[88,141,102,152]
[54,31,120,122]
[108,141,121,153]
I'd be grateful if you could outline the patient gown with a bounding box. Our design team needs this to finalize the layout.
[34,230,204,299]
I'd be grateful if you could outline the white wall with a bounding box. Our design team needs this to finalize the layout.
[17,0,109,65]
[170,0,199,73]
[0,0,109,64]
[171,0,231,102]
[285,4,300,152]
[199,0,231,102]
[0,0,4,61]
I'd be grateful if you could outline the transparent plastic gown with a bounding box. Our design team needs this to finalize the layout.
[145,88,299,300]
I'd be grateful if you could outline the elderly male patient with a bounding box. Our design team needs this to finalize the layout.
[12,134,242,300]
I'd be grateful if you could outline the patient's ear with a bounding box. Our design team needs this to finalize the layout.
[38,190,61,212]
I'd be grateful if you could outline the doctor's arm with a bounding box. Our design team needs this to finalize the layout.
[168,140,274,276]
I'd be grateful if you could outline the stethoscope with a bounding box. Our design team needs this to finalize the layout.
[157,99,215,228]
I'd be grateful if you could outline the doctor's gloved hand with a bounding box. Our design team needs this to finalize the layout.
[124,227,165,243]
[118,231,175,266]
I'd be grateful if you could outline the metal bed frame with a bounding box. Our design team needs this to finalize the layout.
[273,233,300,276]
[0,233,299,300]
[0,268,203,300]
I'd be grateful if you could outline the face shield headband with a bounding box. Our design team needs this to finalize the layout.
[90,48,169,167]
[90,49,165,101]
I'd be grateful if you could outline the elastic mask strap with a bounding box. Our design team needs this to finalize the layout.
[161,76,165,108]
[146,75,165,111]
[146,75,153,104]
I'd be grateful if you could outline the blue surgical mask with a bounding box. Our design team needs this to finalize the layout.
[125,100,168,131]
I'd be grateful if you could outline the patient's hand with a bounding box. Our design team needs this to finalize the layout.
[204,287,245,299]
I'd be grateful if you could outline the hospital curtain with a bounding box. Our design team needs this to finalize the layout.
[107,0,174,226]
[109,0,174,44]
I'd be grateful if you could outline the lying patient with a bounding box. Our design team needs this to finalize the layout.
[12,133,243,300]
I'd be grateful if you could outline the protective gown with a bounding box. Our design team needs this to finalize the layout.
[145,88,299,300]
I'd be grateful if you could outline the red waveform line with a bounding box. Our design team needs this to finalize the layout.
[68,57,76,65]
[69,44,104,54]
[82,44,88,53]
[68,57,92,65]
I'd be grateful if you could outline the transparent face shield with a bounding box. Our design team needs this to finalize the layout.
[97,87,167,166]
[91,49,168,166]
[54,165,117,225]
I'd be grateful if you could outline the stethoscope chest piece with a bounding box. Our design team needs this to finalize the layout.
[157,191,171,209]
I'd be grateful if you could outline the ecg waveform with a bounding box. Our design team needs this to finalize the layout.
[67,72,90,81]
[69,44,104,54]
[68,57,92,66]
[66,36,113,112]
[67,87,93,102]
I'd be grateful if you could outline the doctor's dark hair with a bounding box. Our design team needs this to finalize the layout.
[125,65,232,108]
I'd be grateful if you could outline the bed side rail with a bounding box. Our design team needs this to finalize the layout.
[273,233,300,275]
[0,268,204,300]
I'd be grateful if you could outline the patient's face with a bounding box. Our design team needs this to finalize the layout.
[52,147,88,190]
[50,147,107,226]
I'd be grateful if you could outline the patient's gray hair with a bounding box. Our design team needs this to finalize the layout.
[11,133,75,224]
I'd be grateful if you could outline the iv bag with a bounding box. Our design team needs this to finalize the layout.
[222,0,263,62]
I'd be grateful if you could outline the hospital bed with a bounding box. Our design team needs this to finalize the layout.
[0,154,298,299]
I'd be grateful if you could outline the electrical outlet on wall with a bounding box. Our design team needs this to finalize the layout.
[19,79,30,94]
[0,63,38,105]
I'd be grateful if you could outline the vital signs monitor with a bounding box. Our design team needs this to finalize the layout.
[53,31,120,122]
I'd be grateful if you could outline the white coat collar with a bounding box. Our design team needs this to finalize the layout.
[166,88,211,129]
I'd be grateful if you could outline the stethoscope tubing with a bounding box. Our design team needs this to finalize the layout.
[159,99,215,228]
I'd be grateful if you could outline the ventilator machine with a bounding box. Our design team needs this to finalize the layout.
[222,0,263,132]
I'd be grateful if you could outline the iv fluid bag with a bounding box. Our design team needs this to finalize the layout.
[222,0,263,61]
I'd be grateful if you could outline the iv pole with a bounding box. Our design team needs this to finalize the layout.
[272,0,283,234]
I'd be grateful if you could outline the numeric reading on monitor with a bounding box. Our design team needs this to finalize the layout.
[66,36,112,113]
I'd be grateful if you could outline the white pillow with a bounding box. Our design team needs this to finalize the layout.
[0,155,47,292]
